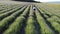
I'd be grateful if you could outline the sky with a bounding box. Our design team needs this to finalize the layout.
[35,0,60,2]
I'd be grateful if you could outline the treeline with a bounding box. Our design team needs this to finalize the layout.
[12,0,40,3]
[13,0,34,2]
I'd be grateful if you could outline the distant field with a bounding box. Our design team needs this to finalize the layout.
[46,4,60,9]
[0,1,60,34]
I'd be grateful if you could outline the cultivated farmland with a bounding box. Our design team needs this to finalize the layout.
[0,1,60,34]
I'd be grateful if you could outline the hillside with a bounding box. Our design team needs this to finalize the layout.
[0,1,60,34]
